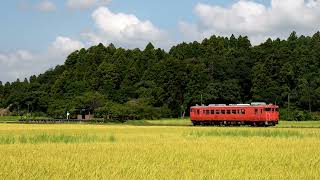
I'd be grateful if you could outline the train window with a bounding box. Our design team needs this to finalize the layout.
[221,110,225,114]
[265,108,271,112]
[227,110,231,114]
[231,110,237,114]
[261,109,263,113]
[237,110,240,114]
[255,109,258,114]
[206,110,210,115]
[241,109,246,114]
[197,110,200,114]
[203,110,206,114]
[211,110,215,114]
[216,110,220,114]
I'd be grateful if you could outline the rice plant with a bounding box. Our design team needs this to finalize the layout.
[186,129,306,138]
[0,124,319,179]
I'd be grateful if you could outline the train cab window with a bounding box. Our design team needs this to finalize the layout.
[231,110,236,114]
[227,110,231,114]
[221,110,225,114]
[211,110,215,114]
[216,110,220,114]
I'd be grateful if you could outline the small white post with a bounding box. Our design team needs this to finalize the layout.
[67,111,70,120]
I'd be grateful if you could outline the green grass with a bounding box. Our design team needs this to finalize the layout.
[278,121,320,128]
[0,134,105,144]
[2,116,320,128]
[0,116,21,122]
[185,128,316,138]
[146,118,192,126]
[0,124,319,179]
[145,119,320,128]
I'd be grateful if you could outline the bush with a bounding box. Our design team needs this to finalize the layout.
[311,112,320,121]
[96,99,173,122]
[31,112,48,118]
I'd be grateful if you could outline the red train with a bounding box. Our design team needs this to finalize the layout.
[190,102,279,126]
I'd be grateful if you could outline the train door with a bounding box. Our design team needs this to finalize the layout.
[264,108,271,121]
[254,108,258,120]
[199,109,205,121]
[254,108,262,121]
[195,109,202,120]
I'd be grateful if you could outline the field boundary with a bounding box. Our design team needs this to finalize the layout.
[1,117,320,128]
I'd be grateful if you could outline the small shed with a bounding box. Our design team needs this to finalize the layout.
[76,108,94,120]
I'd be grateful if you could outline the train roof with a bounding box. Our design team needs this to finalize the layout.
[191,102,278,108]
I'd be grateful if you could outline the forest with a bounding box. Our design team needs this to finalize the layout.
[0,32,320,121]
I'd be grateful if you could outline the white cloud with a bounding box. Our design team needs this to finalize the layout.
[0,50,33,66]
[81,32,104,46]
[85,7,170,49]
[35,0,56,12]
[50,36,85,54]
[0,5,171,82]
[67,0,111,9]
[0,36,85,82]
[0,50,49,82]
[180,0,320,44]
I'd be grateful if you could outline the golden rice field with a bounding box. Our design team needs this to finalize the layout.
[0,122,320,179]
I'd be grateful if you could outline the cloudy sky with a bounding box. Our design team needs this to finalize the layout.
[1,0,320,82]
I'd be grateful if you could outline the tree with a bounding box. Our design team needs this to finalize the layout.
[73,92,106,112]
[0,81,3,107]
[2,31,320,119]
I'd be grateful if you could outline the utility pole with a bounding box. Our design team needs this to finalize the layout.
[287,92,290,120]
[309,94,311,113]
[308,84,312,114]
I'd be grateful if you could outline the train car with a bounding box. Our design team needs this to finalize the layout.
[190,102,279,126]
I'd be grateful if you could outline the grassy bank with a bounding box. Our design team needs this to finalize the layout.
[144,118,320,128]
[0,116,21,122]
[0,116,51,123]
[2,116,320,128]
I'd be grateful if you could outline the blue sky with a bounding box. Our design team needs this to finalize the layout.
[0,0,270,52]
[0,0,319,82]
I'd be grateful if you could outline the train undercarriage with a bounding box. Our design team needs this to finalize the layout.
[191,120,278,127]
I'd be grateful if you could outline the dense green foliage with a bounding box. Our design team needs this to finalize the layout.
[1,32,320,120]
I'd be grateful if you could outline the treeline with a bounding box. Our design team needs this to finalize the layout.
[1,32,320,120]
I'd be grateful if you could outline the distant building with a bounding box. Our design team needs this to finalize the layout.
[0,104,13,116]
[76,108,94,120]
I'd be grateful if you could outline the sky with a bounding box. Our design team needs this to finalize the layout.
[1,0,320,82]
